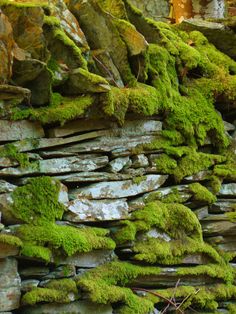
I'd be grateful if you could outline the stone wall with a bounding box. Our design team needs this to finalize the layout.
[0,1,236,314]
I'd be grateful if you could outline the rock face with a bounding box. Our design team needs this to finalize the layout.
[0,1,236,314]
[0,258,21,312]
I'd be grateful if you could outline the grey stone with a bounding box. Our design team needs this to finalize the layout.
[21,280,39,292]
[209,199,236,214]
[0,130,108,153]
[42,265,76,280]
[0,120,44,141]
[0,181,16,194]
[70,174,168,200]
[132,154,149,168]
[224,121,235,132]
[48,119,110,138]
[20,301,113,314]
[201,219,236,236]
[64,198,129,222]
[218,183,236,196]
[58,250,115,268]
[0,258,21,311]
[194,207,209,220]
[184,171,210,182]
[0,156,109,177]
[19,266,50,278]
[108,157,131,173]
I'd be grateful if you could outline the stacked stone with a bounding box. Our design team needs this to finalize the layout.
[0,0,236,313]
[0,114,235,313]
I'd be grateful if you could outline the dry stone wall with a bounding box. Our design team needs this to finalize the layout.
[0,1,236,314]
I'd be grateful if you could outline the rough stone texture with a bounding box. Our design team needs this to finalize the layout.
[0,120,44,141]
[58,250,116,268]
[20,301,113,314]
[65,198,129,222]
[218,183,236,196]
[0,180,16,194]
[192,0,225,19]
[0,258,21,312]
[70,175,168,200]
[0,156,109,177]
[21,280,39,293]
[108,157,131,173]
[130,0,170,21]
[0,242,20,258]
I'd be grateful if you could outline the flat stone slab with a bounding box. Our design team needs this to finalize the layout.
[0,120,44,141]
[64,198,129,222]
[0,258,21,311]
[70,174,168,200]
[201,220,236,236]
[218,184,236,196]
[0,243,20,258]
[58,249,115,267]
[0,156,109,177]
[20,301,113,314]
[209,199,236,214]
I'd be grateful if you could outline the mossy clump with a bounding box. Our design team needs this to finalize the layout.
[0,143,30,168]
[0,234,22,247]
[11,176,65,225]
[21,287,73,306]
[77,261,159,314]
[45,278,78,294]
[133,237,224,265]
[11,94,95,125]
[20,244,52,263]
[189,183,217,204]
[155,154,177,174]
[17,223,115,259]
[147,284,236,311]
[113,200,202,245]
[102,83,159,124]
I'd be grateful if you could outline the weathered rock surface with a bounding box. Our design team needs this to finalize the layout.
[0,180,16,194]
[70,175,168,200]
[65,198,129,222]
[20,301,113,314]
[218,183,236,196]
[58,250,116,268]
[0,258,21,311]
[0,120,44,141]
[0,156,109,177]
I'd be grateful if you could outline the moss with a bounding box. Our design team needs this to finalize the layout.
[113,200,202,244]
[147,284,236,311]
[11,95,95,125]
[189,183,217,204]
[177,264,234,284]
[133,238,224,265]
[213,163,236,181]
[77,261,159,314]
[97,0,128,19]
[43,15,61,27]
[0,0,49,9]
[132,176,146,184]
[52,28,87,69]
[102,83,159,124]
[0,143,30,168]
[0,234,22,247]
[20,243,52,263]
[45,278,78,294]
[227,211,236,223]
[17,223,115,258]
[155,154,177,174]
[11,177,65,225]
[21,288,72,306]
[172,150,225,182]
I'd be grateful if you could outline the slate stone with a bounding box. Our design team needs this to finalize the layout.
[108,157,131,173]
[0,242,20,258]
[132,154,149,168]
[21,280,39,292]
[20,301,113,314]
[0,120,44,141]
[64,198,129,222]
[0,181,16,194]
[70,174,168,200]
[0,156,109,177]
[218,184,236,196]
[57,250,116,268]
[0,258,21,312]
[19,266,50,279]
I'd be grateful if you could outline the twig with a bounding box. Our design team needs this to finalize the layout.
[92,55,120,87]
[176,289,200,311]
[161,279,181,314]
[131,287,184,314]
